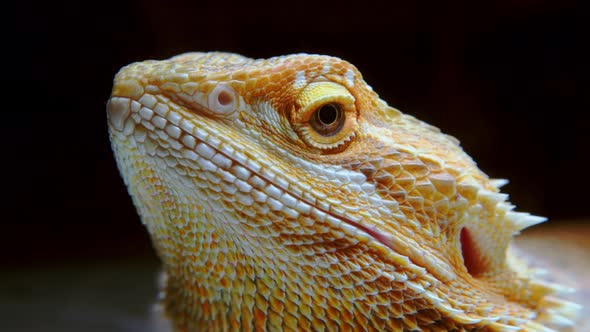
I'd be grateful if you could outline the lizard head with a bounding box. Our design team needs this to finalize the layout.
[108,52,578,330]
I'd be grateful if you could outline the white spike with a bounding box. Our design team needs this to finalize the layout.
[490,178,509,188]
[496,202,516,213]
[435,302,463,315]
[406,281,425,294]
[423,291,443,304]
[450,312,482,325]
[506,212,547,231]
[487,322,522,331]
[523,321,557,332]
[543,296,583,316]
[545,313,575,327]
[530,279,575,295]
[480,315,501,323]
[478,190,508,205]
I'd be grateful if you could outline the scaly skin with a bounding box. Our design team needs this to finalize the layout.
[107,52,580,331]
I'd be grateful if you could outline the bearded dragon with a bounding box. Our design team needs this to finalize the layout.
[107,52,580,331]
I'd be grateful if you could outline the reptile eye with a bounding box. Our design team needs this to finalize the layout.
[310,103,345,136]
[291,82,358,152]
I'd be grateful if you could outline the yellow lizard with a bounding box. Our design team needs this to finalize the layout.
[107,52,580,331]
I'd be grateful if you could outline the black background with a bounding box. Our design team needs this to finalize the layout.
[5,0,585,266]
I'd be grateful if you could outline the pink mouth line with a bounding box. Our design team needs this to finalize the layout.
[185,127,455,282]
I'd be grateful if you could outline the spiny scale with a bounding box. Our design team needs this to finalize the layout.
[107,52,580,331]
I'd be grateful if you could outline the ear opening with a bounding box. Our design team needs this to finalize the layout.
[460,227,487,276]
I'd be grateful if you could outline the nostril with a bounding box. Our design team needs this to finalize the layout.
[460,227,486,276]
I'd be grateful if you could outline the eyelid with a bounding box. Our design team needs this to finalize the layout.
[293,82,355,123]
[291,81,358,152]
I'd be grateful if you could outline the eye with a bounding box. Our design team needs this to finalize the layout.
[310,103,345,136]
[291,82,358,152]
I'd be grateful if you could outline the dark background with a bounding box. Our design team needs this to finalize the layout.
[5,0,585,267]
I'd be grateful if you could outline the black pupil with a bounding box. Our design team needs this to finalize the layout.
[318,104,339,125]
